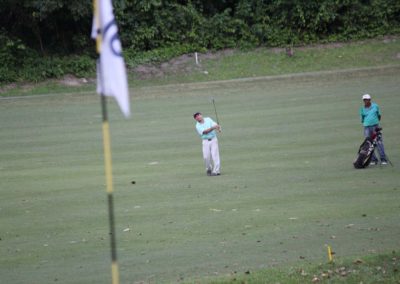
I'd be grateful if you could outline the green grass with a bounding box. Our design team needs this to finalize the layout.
[129,36,400,87]
[205,252,400,283]
[1,36,399,96]
[1,66,399,283]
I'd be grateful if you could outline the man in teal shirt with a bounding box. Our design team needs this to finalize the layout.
[194,112,221,176]
[359,94,387,165]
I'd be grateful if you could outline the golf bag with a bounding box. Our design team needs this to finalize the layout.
[353,127,382,169]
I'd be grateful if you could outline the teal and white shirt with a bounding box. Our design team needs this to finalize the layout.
[360,102,381,127]
[196,117,217,140]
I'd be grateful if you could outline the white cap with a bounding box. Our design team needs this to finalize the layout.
[362,94,371,100]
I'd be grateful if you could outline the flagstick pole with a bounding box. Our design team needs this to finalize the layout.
[101,94,120,284]
[93,0,120,283]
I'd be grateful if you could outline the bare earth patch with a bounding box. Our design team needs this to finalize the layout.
[132,49,235,79]
[58,74,90,86]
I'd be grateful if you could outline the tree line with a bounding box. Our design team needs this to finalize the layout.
[1,0,399,83]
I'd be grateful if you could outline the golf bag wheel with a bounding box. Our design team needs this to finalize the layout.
[353,137,374,169]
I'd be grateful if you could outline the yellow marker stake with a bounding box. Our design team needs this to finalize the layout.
[327,245,333,262]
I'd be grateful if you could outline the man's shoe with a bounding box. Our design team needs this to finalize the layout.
[206,169,212,176]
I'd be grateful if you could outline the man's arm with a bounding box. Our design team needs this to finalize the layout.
[376,105,381,121]
[202,125,220,134]
[360,108,365,123]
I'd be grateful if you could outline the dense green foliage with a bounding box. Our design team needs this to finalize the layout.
[1,0,399,83]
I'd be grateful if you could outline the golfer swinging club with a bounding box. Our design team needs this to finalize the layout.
[193,112,221,176]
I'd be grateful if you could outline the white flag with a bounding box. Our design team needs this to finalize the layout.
[92,0,130,117]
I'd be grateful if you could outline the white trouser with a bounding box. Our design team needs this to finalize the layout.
[202,137,220,174]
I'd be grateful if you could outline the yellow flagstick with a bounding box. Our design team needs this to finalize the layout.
[102,105,120,284]
[94,0,101,54]
[93,0,120,283]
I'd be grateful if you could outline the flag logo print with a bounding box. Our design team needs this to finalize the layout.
[104,20,123,57]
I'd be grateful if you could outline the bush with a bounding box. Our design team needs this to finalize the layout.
[0,53,96,84]
[124,43,204,68]
[1,0,400,84]
[65,55,95,78]
[0,66,18,83]
[0,30,33,83]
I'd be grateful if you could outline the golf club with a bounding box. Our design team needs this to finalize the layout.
[211,98,221,131]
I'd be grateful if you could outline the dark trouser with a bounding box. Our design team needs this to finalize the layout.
[363,125,386,162]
